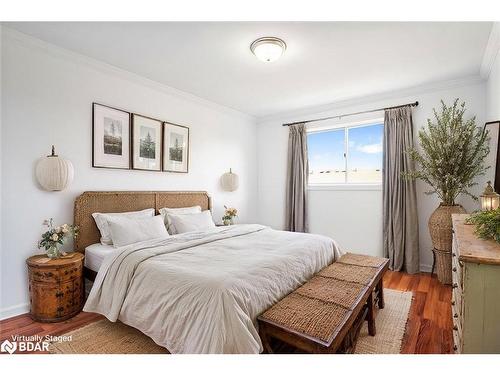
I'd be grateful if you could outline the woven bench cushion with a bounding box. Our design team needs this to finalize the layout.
[259,252,388,347]
[295,276,366,309]
[338,253,387,268]
[261,293,349,342]
[318,262,378,285]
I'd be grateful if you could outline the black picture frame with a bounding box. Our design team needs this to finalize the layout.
[485,121,500,193]
[92,102,131,170]
[131,113,163,172]
[163,122,190,173]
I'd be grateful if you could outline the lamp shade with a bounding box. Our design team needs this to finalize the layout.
[220,168,239,192]
[35,146,74,191]
[480,181,500,211]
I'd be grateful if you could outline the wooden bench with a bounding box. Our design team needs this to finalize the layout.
[258,253,389,353]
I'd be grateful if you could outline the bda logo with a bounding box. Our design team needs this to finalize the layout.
[1,339,17,354]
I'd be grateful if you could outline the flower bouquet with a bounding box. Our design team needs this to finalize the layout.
[222,206,238,226]
[38,218,79,259]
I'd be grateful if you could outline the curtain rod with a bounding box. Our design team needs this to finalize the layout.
[282,101,419,127]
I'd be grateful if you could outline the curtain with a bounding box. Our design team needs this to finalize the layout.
[383,106,420,273]
[285,123,309,232]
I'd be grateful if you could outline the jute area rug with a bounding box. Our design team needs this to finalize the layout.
[50,289,412,354]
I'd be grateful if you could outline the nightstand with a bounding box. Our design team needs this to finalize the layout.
[26,252,84,322]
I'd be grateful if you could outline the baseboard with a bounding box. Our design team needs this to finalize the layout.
[0,302,29,320]
[419,263,433,273]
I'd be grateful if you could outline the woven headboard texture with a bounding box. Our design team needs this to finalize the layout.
[74,191,211,252]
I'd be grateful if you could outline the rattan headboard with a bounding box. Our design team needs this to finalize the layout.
[74,191,212,253]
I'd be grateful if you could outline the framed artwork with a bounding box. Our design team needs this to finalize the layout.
[163,122,189,173]
[92,103,131,169]
[132,114,162,171]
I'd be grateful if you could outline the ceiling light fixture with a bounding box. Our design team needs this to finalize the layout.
[250,37,286,63]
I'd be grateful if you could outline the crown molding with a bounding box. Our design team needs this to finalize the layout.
[258,75,486,124]
[1,26,256,123]
[480,22,500,79]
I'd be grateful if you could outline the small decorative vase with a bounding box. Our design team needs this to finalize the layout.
[46,245,61,259]
[223,218,234,226]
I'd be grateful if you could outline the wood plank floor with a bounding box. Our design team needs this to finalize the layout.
[0,271,452,354]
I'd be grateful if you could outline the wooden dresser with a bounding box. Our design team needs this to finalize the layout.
[451,214,500,354]
[26,253,84,322]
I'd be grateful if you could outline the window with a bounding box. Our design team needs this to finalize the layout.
[307,121,383,185]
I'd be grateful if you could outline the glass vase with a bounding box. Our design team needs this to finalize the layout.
[46,245,61,259]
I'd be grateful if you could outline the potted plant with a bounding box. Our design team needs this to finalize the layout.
[406,99,490,284]
[465,208,500,243]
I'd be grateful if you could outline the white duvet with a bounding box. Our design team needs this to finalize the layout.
[84,224,342,354]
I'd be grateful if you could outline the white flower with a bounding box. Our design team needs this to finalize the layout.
[51,233,59,241]
[62,227,69,233]
[55,227,62,233]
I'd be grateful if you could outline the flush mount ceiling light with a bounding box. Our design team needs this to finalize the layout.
[250,37,287,62]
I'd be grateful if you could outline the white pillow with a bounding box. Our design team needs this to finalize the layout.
[158,206,202,234]
[92,208,155,245]
[108,215,169,248]
[168,210,216,234]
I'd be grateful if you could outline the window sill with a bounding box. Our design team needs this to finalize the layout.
[308,184,382,191]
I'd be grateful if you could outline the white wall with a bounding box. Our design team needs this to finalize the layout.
[486,41,500,121]
[0,29,258,319]
[257,78,492,272]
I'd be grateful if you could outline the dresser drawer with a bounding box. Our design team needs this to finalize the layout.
[29,278,83,322]
[29,262,82,283]
[452,299,463,332]
[452,287,463,319]
[453,326,463,354]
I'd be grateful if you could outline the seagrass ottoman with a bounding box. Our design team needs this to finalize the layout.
[258,253,389,354]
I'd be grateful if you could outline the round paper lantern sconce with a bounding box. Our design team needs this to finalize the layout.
[220,168,239,192]
[35,146,74,191]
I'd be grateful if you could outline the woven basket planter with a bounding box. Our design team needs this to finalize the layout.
[429,203,466,284]
[433,248,452,284]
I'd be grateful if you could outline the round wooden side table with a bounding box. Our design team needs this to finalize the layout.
[26,252,84,322]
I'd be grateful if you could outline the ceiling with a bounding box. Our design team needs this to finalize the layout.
[5,22,493,118]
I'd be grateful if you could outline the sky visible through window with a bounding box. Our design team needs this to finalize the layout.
[308,123,383,184]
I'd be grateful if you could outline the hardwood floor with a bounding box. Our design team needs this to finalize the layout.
[0,271,452,354]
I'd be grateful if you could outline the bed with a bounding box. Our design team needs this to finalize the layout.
[75,191,342,354]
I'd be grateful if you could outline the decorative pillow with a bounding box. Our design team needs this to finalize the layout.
[108,215,169,248]
[92,208,155,245]
[167,210,216,234]
[158,206,202,234]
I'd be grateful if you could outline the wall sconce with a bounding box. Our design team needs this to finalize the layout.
[35,145,74,191]
[480,181,500,211]
[220,168,239,192]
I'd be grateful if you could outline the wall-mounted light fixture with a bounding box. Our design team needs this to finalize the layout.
[220,168,239,192]
[35,146,74,191]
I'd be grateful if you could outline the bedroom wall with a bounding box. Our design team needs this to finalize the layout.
[0,29,258,319]
[257,78,491,272]
[486,40,500,121]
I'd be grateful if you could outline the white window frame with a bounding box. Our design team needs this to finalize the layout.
[307,117,384,191]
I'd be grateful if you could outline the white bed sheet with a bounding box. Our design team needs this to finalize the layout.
[84,243,116,272]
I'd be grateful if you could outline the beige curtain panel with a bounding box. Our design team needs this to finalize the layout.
[285,123,309,232]
[383,106,420,273]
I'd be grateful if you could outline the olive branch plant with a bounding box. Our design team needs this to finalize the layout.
[465,209,500,244]
[404,99,490,206]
